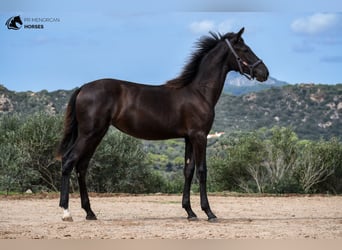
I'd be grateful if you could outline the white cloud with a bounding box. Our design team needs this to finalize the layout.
[291,13,338,35]
[189,20,215,34]
[189,19,235,34]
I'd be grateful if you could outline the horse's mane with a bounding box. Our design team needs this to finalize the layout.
[164,32,234,88]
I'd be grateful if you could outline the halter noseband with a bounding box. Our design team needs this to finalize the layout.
[225,38,262,80]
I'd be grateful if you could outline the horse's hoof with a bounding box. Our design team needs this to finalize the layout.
[86,215,97,220]
[187,216,199,221]
[62,216,73,222]
[208,217,218,223]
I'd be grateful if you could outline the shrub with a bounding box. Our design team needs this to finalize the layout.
[209,127,342,194]
[88,128,167,193]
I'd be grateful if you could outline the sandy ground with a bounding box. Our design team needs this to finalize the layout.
[0,194,342,239]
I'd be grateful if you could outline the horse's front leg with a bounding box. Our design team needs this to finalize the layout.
[182,138,197,220]
[191,133,217,221]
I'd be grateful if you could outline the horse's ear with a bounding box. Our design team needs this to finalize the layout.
[237,27,245,39]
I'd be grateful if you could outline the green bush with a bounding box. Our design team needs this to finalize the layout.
[210,132,265,192]
[208,127,342,194]
[297,138,342,193]
[1,112,341,195]
[88,128,168,193]
[0,113,169,194]
[0,113,60,193]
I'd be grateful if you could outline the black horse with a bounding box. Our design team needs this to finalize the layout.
[56,28,269,222]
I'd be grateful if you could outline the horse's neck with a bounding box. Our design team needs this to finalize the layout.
[192,42,229,106]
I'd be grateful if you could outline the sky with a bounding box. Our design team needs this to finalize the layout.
[1,0,342,92]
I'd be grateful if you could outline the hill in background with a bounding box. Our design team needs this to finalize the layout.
[1,77,342,140]
[214,83,342,140]
[0,84,74,115]
[224,71,288,96]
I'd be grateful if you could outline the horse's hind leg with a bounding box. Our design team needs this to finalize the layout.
[60,143,84,221]
[76,156,96,220]
[74,128,108,220]
[60,128,108,221]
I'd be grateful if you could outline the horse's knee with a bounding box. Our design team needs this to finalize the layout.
[184,165,195,179]
[196,166,207,182]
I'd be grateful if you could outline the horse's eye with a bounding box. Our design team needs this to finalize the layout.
[237,46,248,53]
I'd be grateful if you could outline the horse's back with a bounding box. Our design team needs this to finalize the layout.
[74,78,187,140]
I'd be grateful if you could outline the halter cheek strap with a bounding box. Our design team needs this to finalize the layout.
[225,38,262,80]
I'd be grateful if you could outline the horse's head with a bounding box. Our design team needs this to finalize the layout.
[225,27,269,82]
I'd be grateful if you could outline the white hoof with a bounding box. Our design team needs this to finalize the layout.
[62,209,73,222]
[62,216,73,222]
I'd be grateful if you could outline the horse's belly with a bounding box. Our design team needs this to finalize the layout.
[113,115,183,140]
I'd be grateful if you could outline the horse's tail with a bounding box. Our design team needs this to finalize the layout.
[56,87,81,161]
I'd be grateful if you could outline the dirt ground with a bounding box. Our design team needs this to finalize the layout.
[0,194,341,239]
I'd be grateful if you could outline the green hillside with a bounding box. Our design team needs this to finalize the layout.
[1,83,342,140]
[214,84,342,140]
[0,84,74,115]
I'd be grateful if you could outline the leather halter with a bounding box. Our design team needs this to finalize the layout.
[225,38,262,80]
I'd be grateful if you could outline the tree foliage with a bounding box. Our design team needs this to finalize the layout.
[1,112,341,195]
[0,114,48,193]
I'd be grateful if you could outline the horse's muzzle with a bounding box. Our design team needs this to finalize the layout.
[254,67,269,82]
